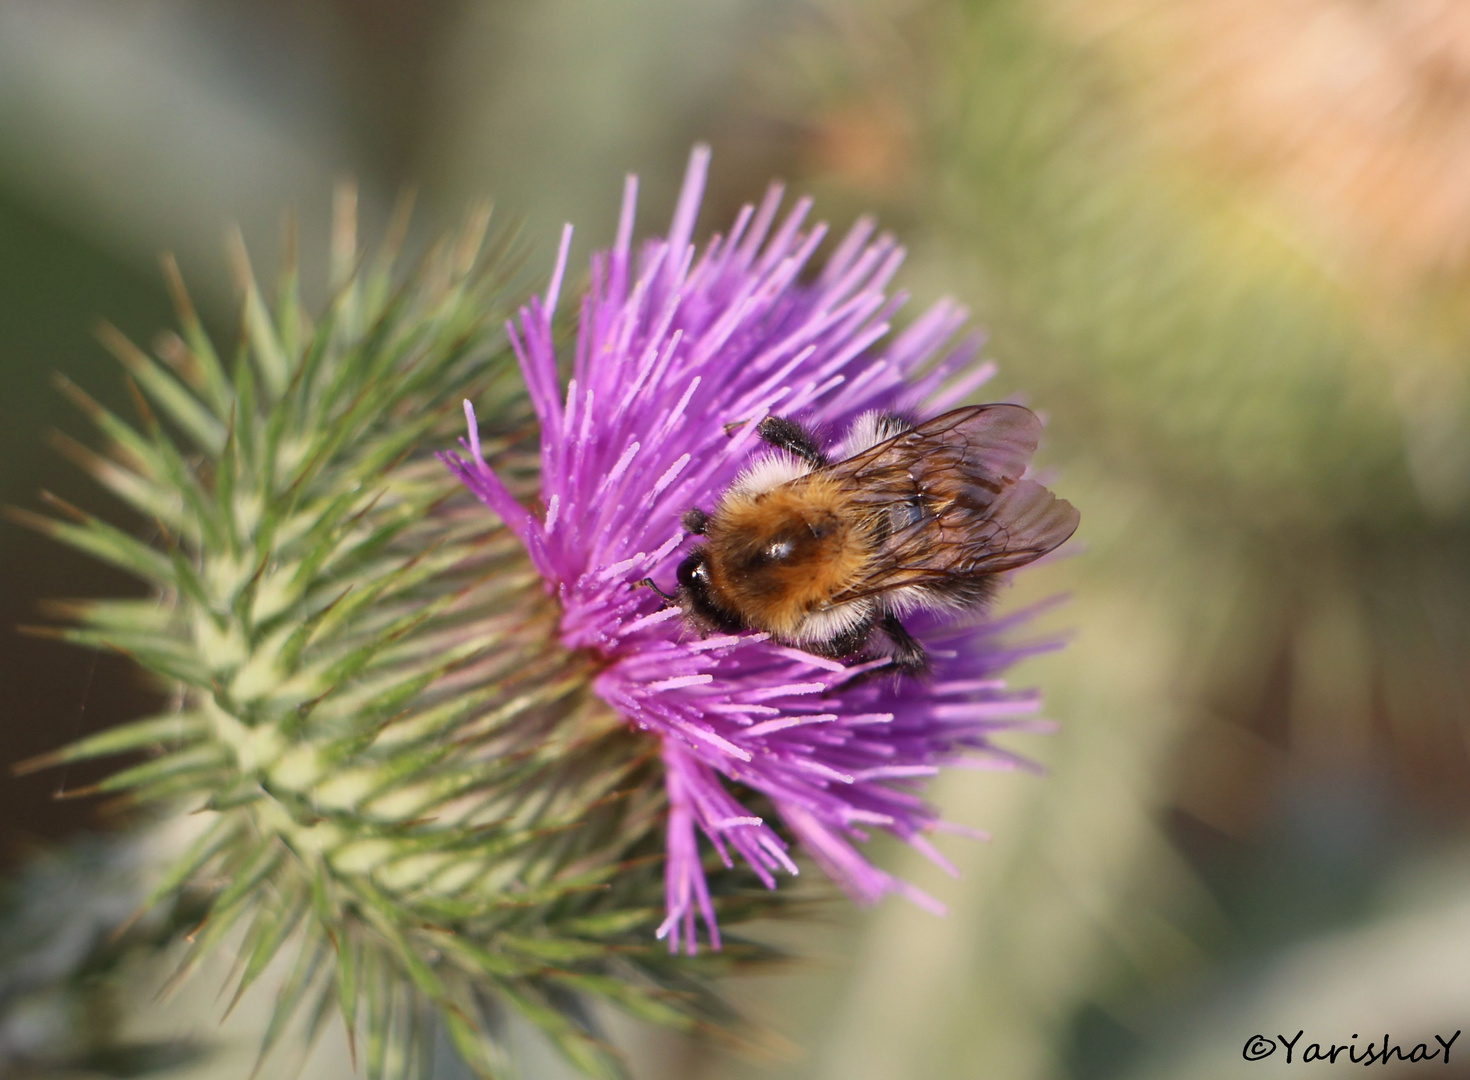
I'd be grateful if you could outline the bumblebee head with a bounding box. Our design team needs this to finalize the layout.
[674,547,745,634]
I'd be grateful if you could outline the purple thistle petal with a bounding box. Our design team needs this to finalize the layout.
[446,147,1066,951]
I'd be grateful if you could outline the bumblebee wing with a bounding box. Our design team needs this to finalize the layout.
[817,405,1078,603]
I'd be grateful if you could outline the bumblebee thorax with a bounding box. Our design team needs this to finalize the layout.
[702,482,872,634]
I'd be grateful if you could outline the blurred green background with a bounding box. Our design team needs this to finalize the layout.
[3,1,1469,1078]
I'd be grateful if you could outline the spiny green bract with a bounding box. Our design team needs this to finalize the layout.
[15,191,787,1080]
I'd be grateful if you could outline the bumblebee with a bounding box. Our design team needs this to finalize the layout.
[651,405,1078,675]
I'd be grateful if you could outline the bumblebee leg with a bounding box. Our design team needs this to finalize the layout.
[880,613,928,675]
[755,416,829,468]
[681,507,709,535]
[830,623,876,659]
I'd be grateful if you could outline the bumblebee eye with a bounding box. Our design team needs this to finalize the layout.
[676,554,705,590]
[765,540,794,561]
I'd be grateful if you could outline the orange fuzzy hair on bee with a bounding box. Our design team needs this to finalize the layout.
[701,475,875,637]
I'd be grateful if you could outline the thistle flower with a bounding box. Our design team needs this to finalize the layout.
[444,147,1063,956]
[16,151,1065,1080]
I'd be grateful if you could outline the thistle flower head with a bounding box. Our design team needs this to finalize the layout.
[22,151,1068,1079]
[445,147,1063,954]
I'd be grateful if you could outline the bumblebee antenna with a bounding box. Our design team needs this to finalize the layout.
[635,578,678,603]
